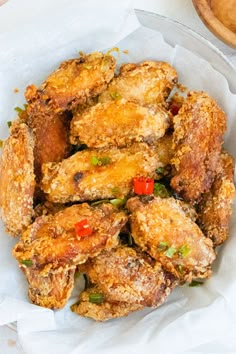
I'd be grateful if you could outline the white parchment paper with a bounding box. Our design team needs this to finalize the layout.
[0,1,236,353]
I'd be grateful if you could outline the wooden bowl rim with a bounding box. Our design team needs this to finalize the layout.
[192,0,236,48]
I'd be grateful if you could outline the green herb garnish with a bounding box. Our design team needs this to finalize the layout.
[176,264,183,274]
[89,293,105,304]
[178,244,191,258]
[110,92,122,100]
[91,156,111,166]
[110,198,126,208]
[20,259,33,267]
[165,247,176,258]
[91,199,110,206]
[154,183,170,198]
[7,121,12,128]
[157,241,169,251]
[156,167,166,175]
[189,280,203,287]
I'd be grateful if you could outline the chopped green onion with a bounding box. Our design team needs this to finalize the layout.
[157,241,169,251]
[154,183,170,198]
[189,280,203,287]
[110,198,126,208]
[0,140,3,148]
[165,247,176,258]
[156,167,166,175]
[176,264,183,274]
[110,92,122,100]
[20,259,33,267]
[89,293,105,304]
[178,244,191,258]
[91,199,110,206]
[7,121,12,128]
[14,106,24,114]
[91,156,111,166]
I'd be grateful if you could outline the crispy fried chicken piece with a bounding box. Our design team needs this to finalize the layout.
[197,151,235,246]
[13,203,127,269]
[170,91,227,202]
[0,122,35,237]
[25,52,116,112]
[127,196,216,282]
[70,99,169,148]
[21,265,76,309]
[71,285,143,321]
[99,61,177,107]
[79,246,177,307]
[41,143,160,203]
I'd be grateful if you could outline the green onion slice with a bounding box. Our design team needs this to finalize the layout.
[110,198,126,208]
[157,241,169,251]
[156,167,166,174]
[7,121,12,128]
[189,280,203,287]
[154,183,170,198]
[91,156,111,166]
[178,244,191,258]
[165,247,176,258]
[89,293,105,304]
[110,92,122,100]
[20,259,33,267]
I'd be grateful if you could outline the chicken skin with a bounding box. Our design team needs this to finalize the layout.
[99,61,177,107]
[197,151,235,246]
[25,52,116,112]
[41,143,160,203]
[13,203,127,270]
[127,196,216,282]
[171,91,227,202]
[70,99,169,148]
[0,122,35,237]
[71,285,143,321]
[79,246,177,306]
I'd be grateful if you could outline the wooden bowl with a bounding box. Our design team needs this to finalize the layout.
[192,0,236,48]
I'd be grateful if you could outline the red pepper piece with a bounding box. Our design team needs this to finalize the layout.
[133,177,154,195]
[75,219,93,237]
[169,102,180,116]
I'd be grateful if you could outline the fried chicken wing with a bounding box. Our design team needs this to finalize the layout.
[170,91,227,202]
[13,203,127,269]
[21,265,76,309]
[70,99,169,148]
[127,196,216,282]
[25,52,116,112]
[197,151,235,246]
[99,61,178,107]
[41,143,160,203]
[71,285,143,321]
[79,246,177,307]
[0,122,35,237]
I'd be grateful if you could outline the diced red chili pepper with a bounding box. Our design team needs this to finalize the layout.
[133,177,154,195]
[169,102,180,116]
[75,219,93,237]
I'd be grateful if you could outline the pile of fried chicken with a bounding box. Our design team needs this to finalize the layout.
[0,51,235,321]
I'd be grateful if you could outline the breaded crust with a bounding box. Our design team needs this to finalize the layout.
[0,123,35,237]
[99,61,178,106]
[41,143,160,203]
[197,151,235,246]
[79,246,177,307]
[70,99,169,148]
[13,203,127,269]
[71,285,143,321]
[171,91,227,202]
[25,52,116,112]
[21,265,76,309]
[127,196,216,282]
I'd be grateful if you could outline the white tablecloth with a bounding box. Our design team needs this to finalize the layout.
[0,0,235,353]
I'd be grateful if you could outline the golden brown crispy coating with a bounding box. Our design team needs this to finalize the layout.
[127,196,216,282]
[13,203,127,270]
[79,246,177,307]
[70,99,169,148]
[0,122,35,237]
[171,91,227,202]
[197,151,235,246]
[25,52,116,112]
[99,61,178,106]
[41,143,160,203]
[20,265,76,309]
[71,285,143,321]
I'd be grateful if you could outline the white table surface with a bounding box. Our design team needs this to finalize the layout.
[0,1,235,353]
